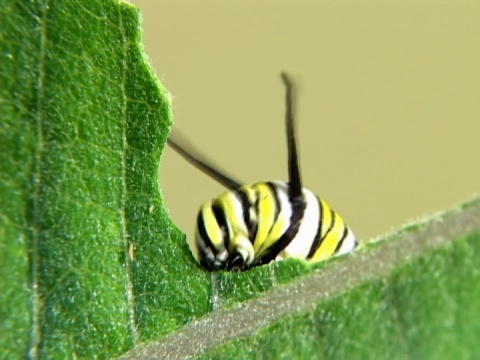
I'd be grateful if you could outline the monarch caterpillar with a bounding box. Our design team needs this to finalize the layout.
[168,73,356,272]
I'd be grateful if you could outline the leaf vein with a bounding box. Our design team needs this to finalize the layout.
[118,8,139,346]
[28,2,50,359]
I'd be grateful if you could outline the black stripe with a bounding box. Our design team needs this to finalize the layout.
[265,182,282,237]
[196,210,216,254]
[252,197,259,242]
[307,197,323,259]
[334,226,350,254]
[212,202,230,249]
[306,208,336,260]
[234,189,255,242]
[322,209,336,241]
[253,192,306,266]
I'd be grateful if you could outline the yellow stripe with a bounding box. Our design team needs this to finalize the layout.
[253,183,277,253]
[216,191,247,251]
[242,185,258,225]
[319,199,333,239]
[201,202,223,249]
[312,207,346,262]
[264,216,286,248]
[241,185,256,204]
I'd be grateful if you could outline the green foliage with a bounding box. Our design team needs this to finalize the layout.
[2,1,479,359]
[224,232,479,359]
[122,200,480,359]
[0,0,209,358]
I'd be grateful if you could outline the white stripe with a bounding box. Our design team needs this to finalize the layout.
[274,182,293,236]
[275,185,320,260]
[336,229,356,255]
[222,191,249,238]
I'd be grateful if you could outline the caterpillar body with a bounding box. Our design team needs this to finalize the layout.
[168,73,356,272]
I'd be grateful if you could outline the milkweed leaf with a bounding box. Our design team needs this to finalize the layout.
[122,197,480,359]
[0,0,208,358]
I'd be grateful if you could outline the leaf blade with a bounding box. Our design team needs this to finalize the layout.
[0,0,207,357]
[120,197,480,359]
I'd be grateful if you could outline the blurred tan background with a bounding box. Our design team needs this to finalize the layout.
[131,0,479,243]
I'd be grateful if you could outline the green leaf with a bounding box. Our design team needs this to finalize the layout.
[1,0,209,358]
[2,1,480,359]
[122,198,480,360]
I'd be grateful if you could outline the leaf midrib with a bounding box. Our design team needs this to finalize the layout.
[117,7,140,347]
[29,3,48,358]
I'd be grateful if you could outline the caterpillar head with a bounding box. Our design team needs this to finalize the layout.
[195,206,254,271]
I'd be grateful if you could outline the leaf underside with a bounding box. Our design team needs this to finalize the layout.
[1,1,479,359]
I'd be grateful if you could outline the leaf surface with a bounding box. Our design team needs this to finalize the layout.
[0,1,208,358]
